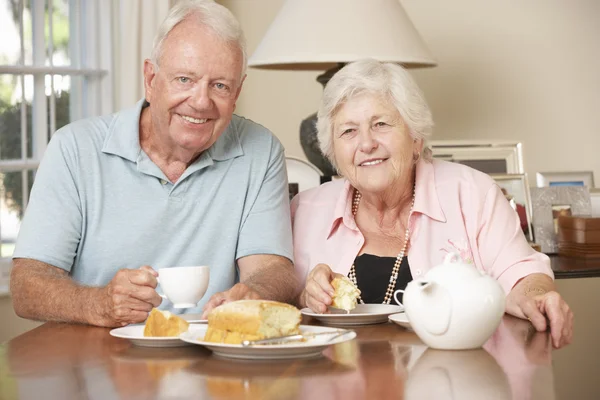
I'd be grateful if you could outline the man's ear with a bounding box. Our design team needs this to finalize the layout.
[143,59,157,102]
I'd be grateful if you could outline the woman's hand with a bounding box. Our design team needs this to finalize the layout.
[300,263,340,313]
[506,288,573,349]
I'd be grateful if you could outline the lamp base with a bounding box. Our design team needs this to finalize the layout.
[299,63,345,177]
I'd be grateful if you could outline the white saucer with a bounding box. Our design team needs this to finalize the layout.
[301,304,403,326]
[389,312,412,330]
[179,325,356,360]
[110,324,192,348]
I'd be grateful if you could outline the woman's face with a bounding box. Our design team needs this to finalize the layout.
[332,93,421,194]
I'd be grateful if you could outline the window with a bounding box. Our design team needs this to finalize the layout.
[0,0,113,292]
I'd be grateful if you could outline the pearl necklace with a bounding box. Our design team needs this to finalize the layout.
[349,187,415,304]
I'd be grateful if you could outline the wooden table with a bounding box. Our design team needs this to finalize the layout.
[1,314,598,400]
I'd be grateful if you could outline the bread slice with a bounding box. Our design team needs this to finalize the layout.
[331,276,361,311]
[143,308,190,337]
[204,300,301,344]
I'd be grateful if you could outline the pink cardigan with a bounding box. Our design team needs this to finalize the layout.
[291,159,553,294]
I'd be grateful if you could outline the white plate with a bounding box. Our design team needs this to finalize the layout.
[301,304,403,326]
[179,325,356,360]
[286,156,322,192]
[110,324,192,348]
[388,312,412,330]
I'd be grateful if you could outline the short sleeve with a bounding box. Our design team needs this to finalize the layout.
[236,140,294,263]
[477,184,554,294]
[13,130,82,272]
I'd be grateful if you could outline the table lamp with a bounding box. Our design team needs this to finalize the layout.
[248,0,436,176]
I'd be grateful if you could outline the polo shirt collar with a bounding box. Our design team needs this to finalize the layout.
[102,99,244,167]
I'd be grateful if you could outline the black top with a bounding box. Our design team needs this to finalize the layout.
[350,254,413,304]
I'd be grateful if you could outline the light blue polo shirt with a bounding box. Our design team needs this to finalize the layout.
[13,100,293,313]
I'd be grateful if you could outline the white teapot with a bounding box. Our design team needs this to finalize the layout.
[394,252,505,350]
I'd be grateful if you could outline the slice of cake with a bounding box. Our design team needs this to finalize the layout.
[144,308,190,337]
[331,276,361,311]
[204,300,301,344]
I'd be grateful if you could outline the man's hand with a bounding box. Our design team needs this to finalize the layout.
[94,265,162,327]
[299,263,341,314]
[506,289,573,348]
[201,283,261,319]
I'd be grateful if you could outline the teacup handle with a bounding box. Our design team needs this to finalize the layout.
[393,289,405,307]
[156,277,167,300]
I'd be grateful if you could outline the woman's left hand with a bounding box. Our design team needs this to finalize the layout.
[506,290,573,348]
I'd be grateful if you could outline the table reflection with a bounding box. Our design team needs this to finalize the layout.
[0,315,560,400]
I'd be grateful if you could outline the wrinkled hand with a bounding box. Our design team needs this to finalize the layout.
[506,290,573,348]
[95,265,162,327]
[300,263,342,314]
[201,283,261,319]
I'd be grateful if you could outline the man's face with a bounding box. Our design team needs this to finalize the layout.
[143,17,245,156]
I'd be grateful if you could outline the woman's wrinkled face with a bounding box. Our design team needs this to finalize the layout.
[332,93,420,194]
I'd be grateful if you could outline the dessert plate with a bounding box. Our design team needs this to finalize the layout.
[388,312,412,330]
[110,324,192,348]
[301,304,403,326]
[179,325,356,360]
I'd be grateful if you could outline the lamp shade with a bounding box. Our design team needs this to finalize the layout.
[248,0,436,70]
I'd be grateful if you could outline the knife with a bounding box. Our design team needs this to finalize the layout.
[241,329,351,346]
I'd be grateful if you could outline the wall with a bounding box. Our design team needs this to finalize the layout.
[221,0,600,182]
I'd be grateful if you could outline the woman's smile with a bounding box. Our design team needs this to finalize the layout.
[359,158,389,167]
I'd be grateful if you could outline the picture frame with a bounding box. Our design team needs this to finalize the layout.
[490,174,534,242]
[430,141,524,174]
[590,188,600,217]
[530,186,592,253]
[535,171,595,188]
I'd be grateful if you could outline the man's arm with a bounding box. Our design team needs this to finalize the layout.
[238,254,300,302]
[11,258,162,327]
[201,254,301,317]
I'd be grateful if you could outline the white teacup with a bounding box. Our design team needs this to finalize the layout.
[157,266,210,308]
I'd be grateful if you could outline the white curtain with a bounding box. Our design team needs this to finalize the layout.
[112,0,172,111]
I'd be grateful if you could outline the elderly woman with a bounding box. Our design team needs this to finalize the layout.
[291,59,573,348]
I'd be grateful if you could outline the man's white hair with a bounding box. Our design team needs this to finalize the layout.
[317,59,434,169]
[150,0,247,77]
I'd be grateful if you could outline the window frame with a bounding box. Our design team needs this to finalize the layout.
[0,0,114,293]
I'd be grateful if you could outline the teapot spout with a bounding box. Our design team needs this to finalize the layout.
[413,280,452,337]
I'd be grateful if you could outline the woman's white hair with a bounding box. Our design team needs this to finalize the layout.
[317,59,434,169]
[150,0,247,77]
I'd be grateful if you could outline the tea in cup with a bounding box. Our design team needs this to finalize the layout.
[157,266,210,308]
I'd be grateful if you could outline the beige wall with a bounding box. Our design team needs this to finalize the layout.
[222,0,600,181]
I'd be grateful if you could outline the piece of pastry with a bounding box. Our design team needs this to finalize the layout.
[204,300,301,344]
[331,276,361,311]
[143,308,190,337]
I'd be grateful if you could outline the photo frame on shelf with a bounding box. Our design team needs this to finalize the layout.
[429,141,524,174]
[535,171,595,188]
[490,174,534,242]
[530,186,592,253]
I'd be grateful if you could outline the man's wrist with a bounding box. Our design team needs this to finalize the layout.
[83,287,109,326]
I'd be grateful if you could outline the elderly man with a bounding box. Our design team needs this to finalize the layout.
[10,0,298,327]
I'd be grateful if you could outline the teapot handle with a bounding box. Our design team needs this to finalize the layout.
[443,252,462,264]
